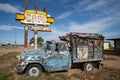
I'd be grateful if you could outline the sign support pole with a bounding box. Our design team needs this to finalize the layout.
[34,25,38,49]
[34,2,38,49]
[24,0,28,50]
[24,25,28,50]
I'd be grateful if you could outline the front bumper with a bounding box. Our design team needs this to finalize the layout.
[16,65,25,74]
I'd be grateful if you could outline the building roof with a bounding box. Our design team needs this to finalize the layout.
[107,38,120,40]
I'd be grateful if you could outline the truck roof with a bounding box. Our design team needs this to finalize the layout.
[46,40,66,44]
[59,32,104,41]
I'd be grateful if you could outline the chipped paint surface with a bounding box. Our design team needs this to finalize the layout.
[59,32,104,63]
[44,54,70,71]
[77,46,88,60]
[16,41,71,73]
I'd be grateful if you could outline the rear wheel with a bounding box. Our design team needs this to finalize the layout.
[83,63,93,71]
[26,64,43,76]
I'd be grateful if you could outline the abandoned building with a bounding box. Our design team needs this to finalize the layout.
[107,38,120,54]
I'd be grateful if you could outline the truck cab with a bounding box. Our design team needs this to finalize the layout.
[16,40,71,76]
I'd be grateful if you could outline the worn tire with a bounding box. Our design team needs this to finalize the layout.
[83,63,93,71]
[26,64,43,76]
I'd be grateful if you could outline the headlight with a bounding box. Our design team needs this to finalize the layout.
[18,59,23,64]
[18,59,27,66]
[16,55,19,59]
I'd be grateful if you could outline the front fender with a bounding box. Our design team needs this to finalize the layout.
[24,61,45,72]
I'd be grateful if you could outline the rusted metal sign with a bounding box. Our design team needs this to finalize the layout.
[16,10,54,26]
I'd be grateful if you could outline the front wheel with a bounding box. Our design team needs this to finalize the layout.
[26,64,43,76]
[83,63,93,71]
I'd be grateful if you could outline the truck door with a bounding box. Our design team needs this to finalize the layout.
[56,42,70,70]
[45,42,70,71]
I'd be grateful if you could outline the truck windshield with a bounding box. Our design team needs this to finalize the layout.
[46,43,51,51]
[42,43,51,51]
[57,43,68,52]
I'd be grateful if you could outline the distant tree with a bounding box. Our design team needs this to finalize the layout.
[97,34,104,38]
[37,37,44,45]
[29,37,34,45]
[29,37,44,46]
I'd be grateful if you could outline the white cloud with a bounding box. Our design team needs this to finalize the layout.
[68,17,113,33]
[72,0,120,15]
[60,0,72,4]
[0,3,21,14]
[72,0,108,12]
[56,11,72,19]
[84,0,107,11]
[43,27,66,41]
[0,25,23,30]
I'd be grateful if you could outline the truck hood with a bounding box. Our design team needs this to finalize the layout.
[18,49,45,60]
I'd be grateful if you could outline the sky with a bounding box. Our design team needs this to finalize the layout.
[0,0,120,44]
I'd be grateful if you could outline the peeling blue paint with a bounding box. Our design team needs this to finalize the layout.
[44,54,70,71]
[17,41,70,73]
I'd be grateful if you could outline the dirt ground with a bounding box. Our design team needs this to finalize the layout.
[102,54,120,69]
[0,46,23,56]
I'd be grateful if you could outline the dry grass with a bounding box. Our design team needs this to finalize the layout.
[0,46,23,56]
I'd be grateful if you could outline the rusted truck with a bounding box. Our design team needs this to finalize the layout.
[16,32,104,76]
